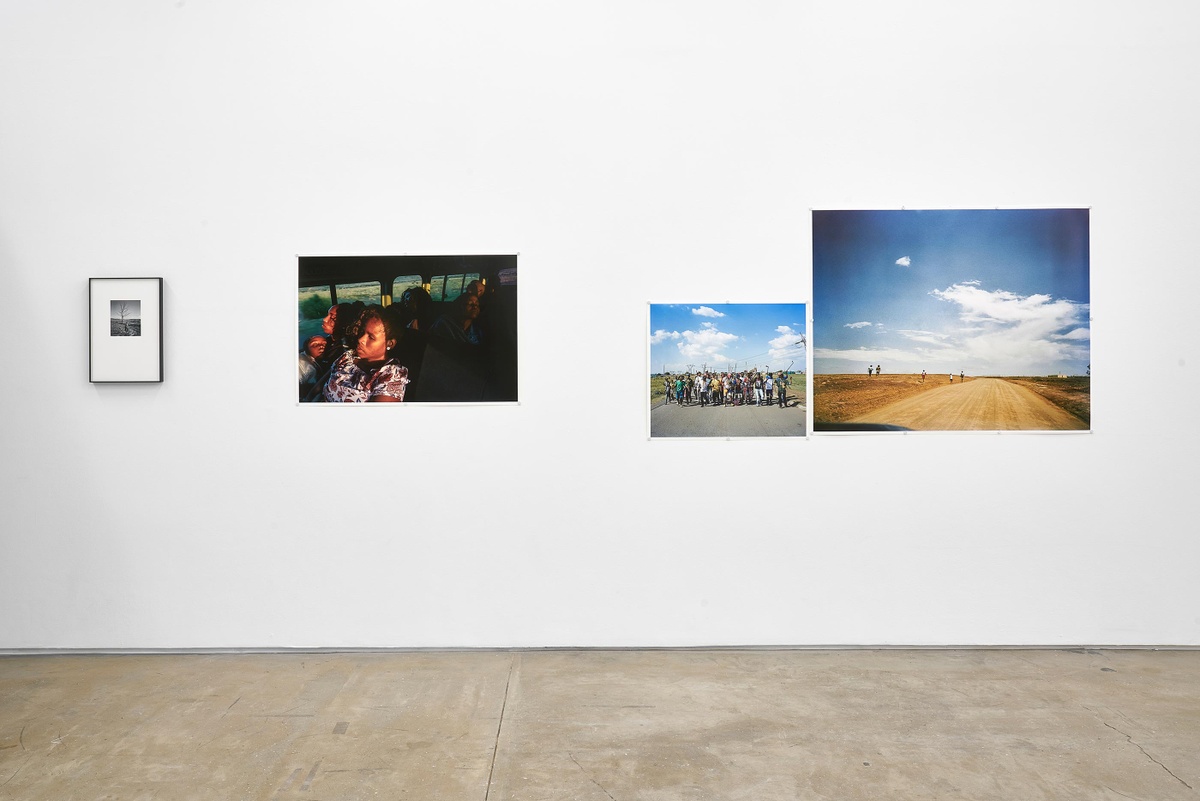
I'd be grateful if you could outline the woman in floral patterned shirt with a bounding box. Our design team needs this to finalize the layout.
[322,305,409,402]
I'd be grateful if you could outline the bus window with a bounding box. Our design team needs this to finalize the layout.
[298,285,332,347]
[393,274,423,296]
[432,273,480,302]
[336,281,382,306]
[498,267,517,286]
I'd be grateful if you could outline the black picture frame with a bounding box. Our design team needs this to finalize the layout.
[89,277,164,383]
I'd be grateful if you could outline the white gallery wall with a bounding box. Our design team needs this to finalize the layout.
[2,1,1198,649]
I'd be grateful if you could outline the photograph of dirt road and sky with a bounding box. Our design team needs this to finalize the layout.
[649,303,807,438]
[813,209,1090,432]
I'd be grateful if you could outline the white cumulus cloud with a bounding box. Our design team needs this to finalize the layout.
[650,329,680,344]
[692,306,725,318]
[896,329,951,346]
[896,256,911,267]
[814,346,939,367]
[677,326,739,362]
[767,325,806,365]
[845,321,872,329]
[928,282,1090,374]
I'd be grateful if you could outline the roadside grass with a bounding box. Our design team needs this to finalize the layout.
[1004,376,1090,426]
[813,374,949,422]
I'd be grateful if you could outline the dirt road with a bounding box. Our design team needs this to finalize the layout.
[851,377,1088,431]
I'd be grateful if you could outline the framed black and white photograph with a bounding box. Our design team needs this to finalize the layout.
[89,277,163,383]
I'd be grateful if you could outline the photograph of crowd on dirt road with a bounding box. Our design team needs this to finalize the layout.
[812,209,1090,433]
[649,303,807,439]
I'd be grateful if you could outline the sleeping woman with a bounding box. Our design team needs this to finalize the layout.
[322,305,409,402]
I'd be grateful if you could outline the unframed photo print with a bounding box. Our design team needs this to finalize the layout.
[649,302,807,439]
[298,255,518,404]
[812,209,1090,433]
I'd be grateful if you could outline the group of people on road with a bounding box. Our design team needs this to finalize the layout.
[862,367,964,384]
[662,370,793,409]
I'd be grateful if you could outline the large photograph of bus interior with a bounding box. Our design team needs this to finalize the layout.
[298,255,517,403]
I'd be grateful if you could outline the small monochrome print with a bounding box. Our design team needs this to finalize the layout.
[110,299,141,336]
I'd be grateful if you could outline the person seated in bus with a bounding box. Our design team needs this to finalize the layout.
[322,305,409,402]
[316,302,363,366]
[429,292,482,345]
[396,286,434,331]
[389,288,432,389]
[298,335,326,398]
[301,301,364,401]
[417,292,488,401]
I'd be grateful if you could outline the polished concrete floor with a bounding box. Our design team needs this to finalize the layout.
[1,649,1197,800]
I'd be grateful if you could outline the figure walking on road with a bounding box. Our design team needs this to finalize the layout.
[921,370,926,383]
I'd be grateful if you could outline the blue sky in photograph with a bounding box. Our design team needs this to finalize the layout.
[813,209,1090,376]
[650,303,806,374]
